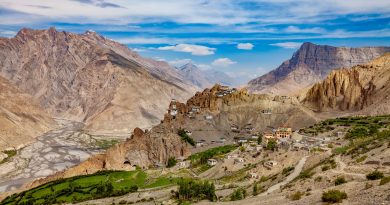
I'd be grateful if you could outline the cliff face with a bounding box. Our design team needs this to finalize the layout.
[0,76,55,151]
[248,42,390,95]
[302,53,390,114]
[0,28,197,135]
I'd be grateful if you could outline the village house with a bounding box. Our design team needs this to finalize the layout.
[264,160,278,169]
[249,172,259,179]
[237,137,248,144]
[234,158,245,164]
[218,137,226,143]
[275,127,292,139]
[231,124,239,132]
[251,135,259,140]
[336,131,343,138]
[191,106,201,113]
[256,145,262,151]
[207,159,218,166]
[179,161,189,169]
[261,108,272,114]
[227,154,238,159]
[263,131,276,144]
[196,140,205,147]
[205,115,213,120]
[185,130,192,136]
[216,91,225,97]
[170,109,178,117]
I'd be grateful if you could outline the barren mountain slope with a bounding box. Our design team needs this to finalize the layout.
[0,28,197,135]
[248,42,390,95]
[301,53,390,114]
[178,63,233,88]
[0,76,54,151]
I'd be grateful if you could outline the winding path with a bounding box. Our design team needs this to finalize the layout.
[330,155,365,179]
[261,155,308,196]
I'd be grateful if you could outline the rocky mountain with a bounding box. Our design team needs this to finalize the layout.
[178,63,233,88]
[301,53,390,115]
[248,42,390,95]
[0,76,54,151]
[0,28,197,135]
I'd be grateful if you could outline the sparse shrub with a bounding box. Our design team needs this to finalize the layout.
[321,190,347,203]
[366,171,384,180]
[355,155,367,163]
[299,170,315,179]
[178,129,195,146]
[230,188,247,201]
[167,157,177,168]
[322,165,330,171]
[334,177,347,186]
[380,176,390,185]
[290,191,303,201]
[315,176,322,182]
[253,183,259,196]
[282,166,294,175]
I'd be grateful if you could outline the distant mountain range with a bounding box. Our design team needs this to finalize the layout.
[0,27,197,148]
[177,62,233,88]
[248,42,390,95]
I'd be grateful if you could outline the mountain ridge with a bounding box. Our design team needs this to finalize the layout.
[247,42,390,95]
[0,27,198,136]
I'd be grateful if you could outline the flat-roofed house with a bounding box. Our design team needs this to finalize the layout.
[207,159,218,166]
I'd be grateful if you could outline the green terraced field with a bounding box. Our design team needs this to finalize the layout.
[1,170,178,205]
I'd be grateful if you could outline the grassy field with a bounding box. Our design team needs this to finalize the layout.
[1,170,178,205]
[189,144,238,165]
[301,115,390,136]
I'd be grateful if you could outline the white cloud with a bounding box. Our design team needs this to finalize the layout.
[158,44,216,56]
[212,58,237,67]
[2,0,389,26]
[284,26,325,33]
[270,42,302,49]
[237,43,254,50]
[116,37,173,44]
[0,30,17,37]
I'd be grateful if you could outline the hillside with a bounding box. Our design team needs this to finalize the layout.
[302,53,390,114]
[0,76,54,151]
[247,42,390,95]
[0,28,197,135]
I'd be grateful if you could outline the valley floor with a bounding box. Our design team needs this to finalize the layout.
[0,119,110,194]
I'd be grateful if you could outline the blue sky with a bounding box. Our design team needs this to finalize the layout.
[0,0,389,84]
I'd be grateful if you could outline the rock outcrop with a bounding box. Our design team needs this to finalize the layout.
[162,84,319,132]
[26,126,190,189]
[0,28,197,135]
[302,53,390,114]
[248,42,390,95]
[0,76,55,151]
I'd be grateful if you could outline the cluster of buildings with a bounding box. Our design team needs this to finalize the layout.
[230,123,255,134]
[215,86,237,97]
